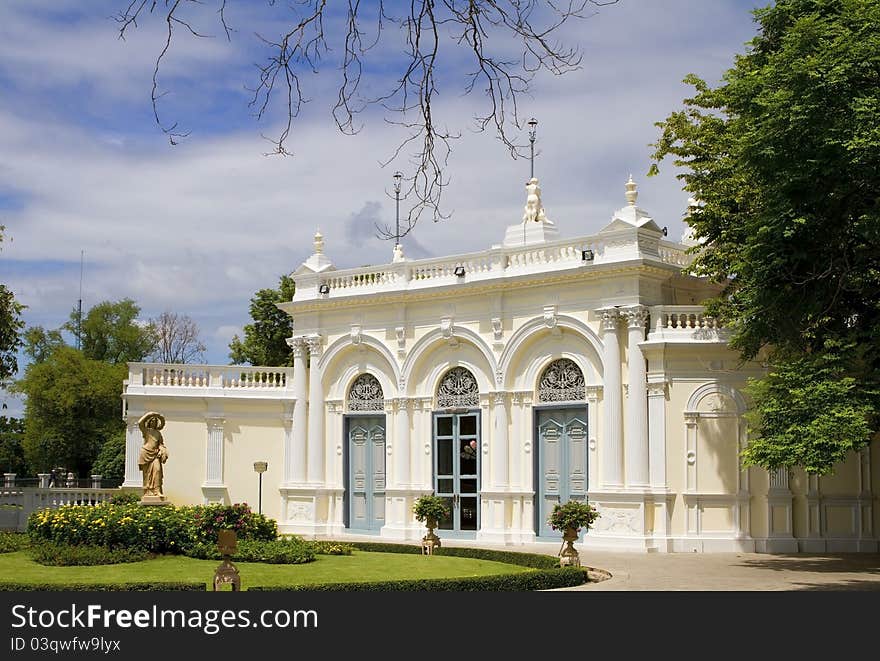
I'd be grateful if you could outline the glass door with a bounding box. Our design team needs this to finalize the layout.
[433,412,480,532]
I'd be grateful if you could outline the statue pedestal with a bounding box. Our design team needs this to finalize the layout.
[139,495,171,506]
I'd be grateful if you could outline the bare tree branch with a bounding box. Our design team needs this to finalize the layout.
[113,0,618,232]
[147,311,207,364]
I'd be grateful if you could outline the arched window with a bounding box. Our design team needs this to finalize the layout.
[348,373,384,411]
[538,358,585,402]
[436,367,480,409]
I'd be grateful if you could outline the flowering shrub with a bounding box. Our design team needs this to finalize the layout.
[547,500,600,533]
[27,502,277,555]
[179,503,277,544]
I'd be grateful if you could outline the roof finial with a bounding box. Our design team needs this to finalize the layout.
[625,174,638,206]
[314,229,324,254]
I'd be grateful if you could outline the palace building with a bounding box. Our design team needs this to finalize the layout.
[121,176,878,552]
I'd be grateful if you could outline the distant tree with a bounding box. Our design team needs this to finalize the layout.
[649,0,880,474]
[23,326,65,365]
[229,275,296,367]
[0,416,26,475]
[64,298,157,364]
[148,311,207,364]
[0,228,24,385]
[90,431,126,482]
[14,347,127,476]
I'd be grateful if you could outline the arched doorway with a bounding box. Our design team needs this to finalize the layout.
[432,366,480,534]
[534,358,589,537]
[344,373,386,532]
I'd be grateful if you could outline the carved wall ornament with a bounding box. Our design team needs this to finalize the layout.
[350,324,362,347]
[436,366,480,409]
[538,358,586,403]
[348,373,384,412]
[491,317,503,341]
[440,317,458,347]
[396,326,406,356]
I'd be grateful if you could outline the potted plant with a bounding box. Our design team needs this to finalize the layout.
[413,494,450,555]
[548,500,600,567]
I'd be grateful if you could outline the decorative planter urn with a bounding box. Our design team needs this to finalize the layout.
[422,516,442,555]
[559,527,580,567]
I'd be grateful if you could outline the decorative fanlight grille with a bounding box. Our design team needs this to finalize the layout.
[538,358,585,402]
[436,367,479,409]
[348,373,384,411]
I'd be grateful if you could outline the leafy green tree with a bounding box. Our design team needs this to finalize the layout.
[14,346,127,476]
[0,416,26,475]
[0,228,25,385]
[90,431,126,482]
[650,0,880,474]
[65,298,157,364]
[229,275,295,367]
[23,326,65,364]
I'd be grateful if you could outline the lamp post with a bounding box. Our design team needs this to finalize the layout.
[527,117,538,179]
[393,171,403,250]
[253,461,268,515]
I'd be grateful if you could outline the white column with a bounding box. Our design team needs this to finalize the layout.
[624,306,650,487]
[600,309,623,488]
[281,403,295,484]
[123,415,142,487]
[586,385,602,491]
[204,417,225,485]
[286,337,308,484]
[510,393,524,489]
[394,398,411,488]
[306,335,325,484]
[492,392,509,489]
[647,382,668,488]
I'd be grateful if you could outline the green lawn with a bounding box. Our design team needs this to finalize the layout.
[0,550,532,590]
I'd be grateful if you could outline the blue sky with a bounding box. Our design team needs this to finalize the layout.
[0,0,765,413]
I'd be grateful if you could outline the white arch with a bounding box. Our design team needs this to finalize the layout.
[334,364,394,408]
[402,326,497,389]
[319,334,401,384]
[685,382,747,414]
[499,314,604,386]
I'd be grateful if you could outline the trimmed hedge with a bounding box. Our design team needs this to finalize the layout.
[309,540,354,556]
[183,537,316,564]
[30,542,150,566]
[0,531,29,554]
[249,567,588,591]
[0,582,206,591]
[343,541,560,569]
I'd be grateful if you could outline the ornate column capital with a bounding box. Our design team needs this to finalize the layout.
[585,384,603,402]
[598,307,621,332]
[305,334,323,358]
[623,305,650,329]
[286,336,309,358]
[646,381,668,398]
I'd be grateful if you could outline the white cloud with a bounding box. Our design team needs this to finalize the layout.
[0,1,763,366]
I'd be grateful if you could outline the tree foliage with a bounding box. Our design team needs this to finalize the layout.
[14,346,127,476]
[229,275,295,367]
[112,0,618,228]
[0,228,25,385]
[147,311,206,364]
[650,0,880,474]
[64,298,157,364]
[90,431,126,482]
[0,416,27,475]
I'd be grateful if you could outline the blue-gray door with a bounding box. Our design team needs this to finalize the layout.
[433,412,480,532]
[536,408,588,537]
[347,417,386,531]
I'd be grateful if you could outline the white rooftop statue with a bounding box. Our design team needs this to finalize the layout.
[502,177,560,247]
[298,228,335,273]
[599,175,662,234]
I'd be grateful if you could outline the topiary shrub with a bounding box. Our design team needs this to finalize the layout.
[181,503,278,544]
[309,540,353,555]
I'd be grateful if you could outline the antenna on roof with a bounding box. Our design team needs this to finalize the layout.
[76,250,84,350]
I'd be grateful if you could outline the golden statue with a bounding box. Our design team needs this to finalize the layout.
[138,411,168,501]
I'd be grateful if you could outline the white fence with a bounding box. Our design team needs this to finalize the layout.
[0,487,119,532]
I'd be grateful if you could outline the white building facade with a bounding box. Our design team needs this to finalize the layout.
[122,178,879,552]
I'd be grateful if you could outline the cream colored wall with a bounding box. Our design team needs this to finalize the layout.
[221,420,285,522]
[157,418,207,509]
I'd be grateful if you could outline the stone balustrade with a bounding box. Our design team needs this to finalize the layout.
[648,306,729,342]
[125,363,295,398]
[292,233,692,302]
